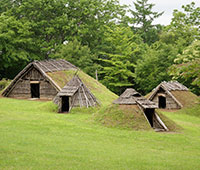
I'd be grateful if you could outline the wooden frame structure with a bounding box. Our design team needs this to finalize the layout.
[2,59,77,99]
[148,81,189,109]
[54,75,100,113]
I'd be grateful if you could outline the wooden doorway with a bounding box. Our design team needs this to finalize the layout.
[144,108,154,127]
[159,96,166,108]
[31,83,40,98]
[61,96,69,112]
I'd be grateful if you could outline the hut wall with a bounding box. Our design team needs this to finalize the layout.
[40,80,58,99]
[72,90,83,107]
[8,67,58,99]
[8,79,30,98]
[57,97,62,112]
[152,92,180,109]
[72,87,95,107]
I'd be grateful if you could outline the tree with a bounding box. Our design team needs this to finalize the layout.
[0,14,34,79]
[134,2,200,94]
[135,42,178,94]
[63,0,127,54]
[54,39,96,76]
[0,0,126,79]
[171,2,200,31]
[167,2,200,45]
[130,0,163,45]
[169,40,200,95]
[99,26,145,94]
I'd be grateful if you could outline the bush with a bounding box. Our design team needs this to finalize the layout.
[0,78,11,91]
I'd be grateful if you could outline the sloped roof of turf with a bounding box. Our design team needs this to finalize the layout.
[47,71,117,106]
[95,104,180,131]
[113,88,157,109]
[148,81,199,108]
[95,104,153,131]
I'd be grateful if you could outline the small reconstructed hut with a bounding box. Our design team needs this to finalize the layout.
[2,59,77,99]
[113,88,168,131]
[54,75,99,113]
[113,88,142,105]
[148,81,198,109]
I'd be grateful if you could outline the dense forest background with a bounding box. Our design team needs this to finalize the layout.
[0,0,200,95]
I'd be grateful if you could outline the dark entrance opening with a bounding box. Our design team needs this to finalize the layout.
[31,83,40,98]
[159,96,166,108]
[61,96,69,112]
[144,108,154,127]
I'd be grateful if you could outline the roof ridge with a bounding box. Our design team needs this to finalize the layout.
[31,59,77,73]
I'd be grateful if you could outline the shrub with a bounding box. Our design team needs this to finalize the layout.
[0,78,10,91]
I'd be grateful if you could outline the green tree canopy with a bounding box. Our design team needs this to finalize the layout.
[130,0,163,45]
[169,40,200,94]
[54,39,96,76]
[0,0,126,79]
[99,26,145,94]
[135,42,178,94]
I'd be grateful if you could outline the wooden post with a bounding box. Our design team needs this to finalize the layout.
[95,70,98,81]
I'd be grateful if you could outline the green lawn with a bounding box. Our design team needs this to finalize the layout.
[0,98,200,170]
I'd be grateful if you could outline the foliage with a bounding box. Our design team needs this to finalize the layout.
[99,26,145,94]
[165,2,200,51]
[54,39,96,76]
[0,14,34,79]
[169,40,200,94]
[171,2,200,32]
[0,0,126,79]
[130,0,163,45]
[135,2,200,95]
[0,78,10,92]
[135,42,177,94]
[0,0,200,95]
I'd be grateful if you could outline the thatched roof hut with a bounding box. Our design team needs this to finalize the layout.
[113,88,157,109]
[2,59,77,99]
[54,75,99,112]
[148,81,199,109]
[113,88,141,105]
[113,88,168,131]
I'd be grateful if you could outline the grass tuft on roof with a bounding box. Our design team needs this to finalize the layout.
[170,91,199,108]
[47,70,118,106]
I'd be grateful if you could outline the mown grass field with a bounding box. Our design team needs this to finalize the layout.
[0,98,200,170]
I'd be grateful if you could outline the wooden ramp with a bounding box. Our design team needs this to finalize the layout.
[136,98,168,132]
[153,112,168,132]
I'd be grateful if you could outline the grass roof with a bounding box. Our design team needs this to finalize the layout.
[94,104,153,131]
[47,70,118,106]
[93,104,181,132]
[171,91,199,108]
